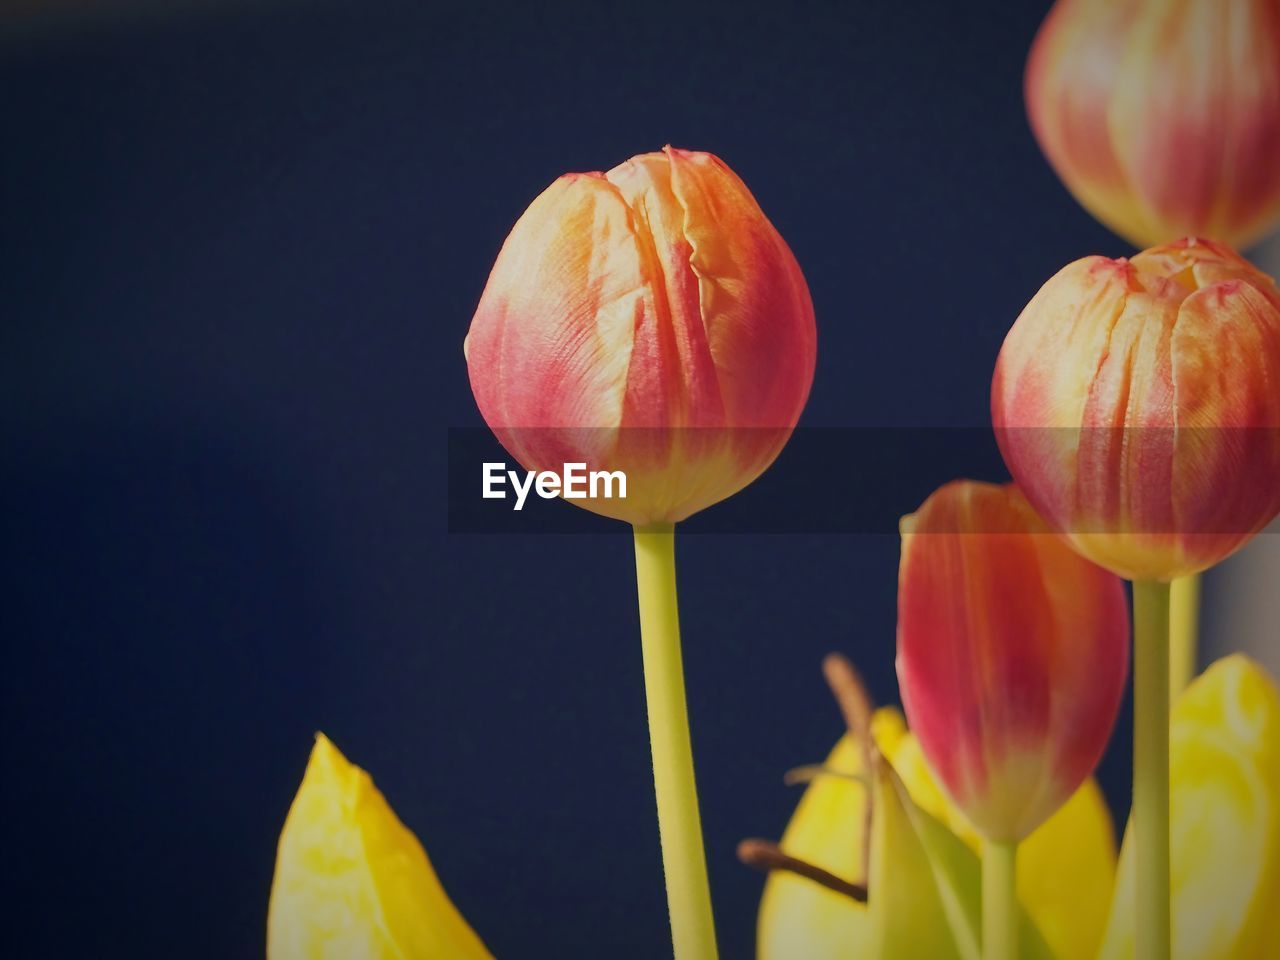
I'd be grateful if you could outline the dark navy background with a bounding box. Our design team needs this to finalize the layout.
[2,1,1148,956]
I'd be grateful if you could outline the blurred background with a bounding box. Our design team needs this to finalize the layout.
[2,1,1275,956]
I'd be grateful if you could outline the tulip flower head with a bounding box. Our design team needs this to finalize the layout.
[896,480,1130,842]
[746,655,1116,960]
[1026,0,1280,249]
[992,237,1280,581]
[465,146,816,525]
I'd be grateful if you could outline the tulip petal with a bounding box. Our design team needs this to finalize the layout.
[869,759,971,960]
[757,735,872,960]
[663,147,815,429]
[466,172,643,442]
[1026,0,1150,243]
[991,257,1135,530]
[1098,655,1280,960]
[603,151,724,431]
[1166,280,1280,570]
[267,735,492,960]
[1014,779,1116,960]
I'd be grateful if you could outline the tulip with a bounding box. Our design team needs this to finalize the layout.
[897,480,1128,960]
[464,145,816,527]
[268,734,491,960]
[991,237,1280,583]
[466,147,815,960]
[1026,0,1280,249]
[1099,654,1280,960]
[897,480,1130,842]
[991,236,1280,956]
[992,238,1280,960]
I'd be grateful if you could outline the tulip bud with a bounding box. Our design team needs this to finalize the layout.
[897,480,1130,842]
[992,237,1280,581]
[465,146,816,525]
[1026,0,1280,249]
[268,735,492,960]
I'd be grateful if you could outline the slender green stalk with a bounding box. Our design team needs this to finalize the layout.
[633,523,718,960]
[1168,573,1200,698]
[982,840,1018,960]
[1133,579,1172,960]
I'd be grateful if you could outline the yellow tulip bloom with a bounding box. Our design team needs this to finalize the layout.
[756,707,1114,960]
[756,734,872,960]
[877,712,1117,960]
[267,734,492,960]
[1098,654,1280,960]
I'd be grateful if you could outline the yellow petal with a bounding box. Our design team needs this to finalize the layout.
[869,760,971,960]
[267,734,493,960]
[872,755,1058,960]
[881,710,1117,960]
[876,711,967,839]
[1098,654,1280,960]
[870,706,1111,960]
[1016,779,1116,960]
[758,708,1081,959]
[757,734,872,960]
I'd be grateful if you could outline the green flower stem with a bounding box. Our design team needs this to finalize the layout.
[633,523,718,960]
[982,840,1018,960]
[1168,573,1200,698]
[1133,579,1172,960]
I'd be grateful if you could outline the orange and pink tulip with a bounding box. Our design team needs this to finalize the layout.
[1026,0,1280,249]
[464,146,816,525]
[896,480,1130,843]
[992,237,1280,581]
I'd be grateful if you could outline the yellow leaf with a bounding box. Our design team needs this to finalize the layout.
[267,734,493,960]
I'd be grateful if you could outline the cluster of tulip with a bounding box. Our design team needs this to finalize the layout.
[264,1,1280,958]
